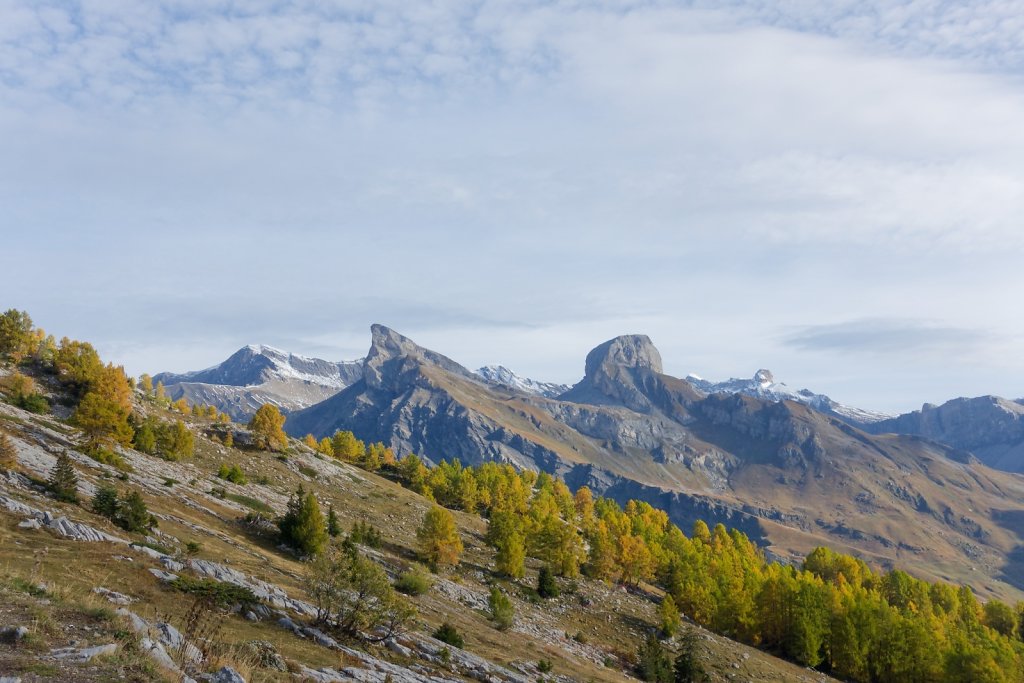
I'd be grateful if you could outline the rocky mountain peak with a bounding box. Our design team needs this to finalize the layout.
[367,324,424,362]
[364,324,474,390]
[754,369,775,386]
[584,334,663,380]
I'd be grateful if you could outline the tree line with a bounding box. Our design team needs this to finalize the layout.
[311,435,1024,683]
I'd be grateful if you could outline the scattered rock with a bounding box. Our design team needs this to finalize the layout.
[17,519,40,530]
[45,514,128,543]
[0,626,29,643]
[148,568,178,582]
[50,643,118,661]
[131,543,166,560]
[278,616,302,634]
[93,587,133,605]
[303,626,341,649]
[161,556,185,572]
[207,666,247,683]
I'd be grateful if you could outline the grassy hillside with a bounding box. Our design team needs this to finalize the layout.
[0,364,832,683]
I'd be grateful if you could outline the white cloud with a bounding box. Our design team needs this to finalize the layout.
[3,1,1024,412]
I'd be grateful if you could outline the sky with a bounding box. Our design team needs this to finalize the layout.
[2,0,1024,415]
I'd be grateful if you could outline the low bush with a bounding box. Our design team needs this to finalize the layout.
[169,576,258,609]
[395,564,433,596]
[433,622,464,648]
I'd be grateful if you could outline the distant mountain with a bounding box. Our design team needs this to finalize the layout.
[864,395,1024,473]
[686,369,891,424]
[153,345,363,420]
[474,365,571,398]
[288,325,1024,597]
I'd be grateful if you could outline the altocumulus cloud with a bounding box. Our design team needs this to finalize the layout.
[3,0,1024,412]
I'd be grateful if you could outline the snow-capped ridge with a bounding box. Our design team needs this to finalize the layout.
[686,369,891,424]
[153,344,365,420]
[475,365,572,399]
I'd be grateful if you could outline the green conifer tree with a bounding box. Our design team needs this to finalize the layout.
[91,484,120,520]
[537,565,559,599]
[116,491,153,532]
[327,505,342,538]
[47,452,79,503]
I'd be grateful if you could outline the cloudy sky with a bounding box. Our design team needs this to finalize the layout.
[3,0,1024,414]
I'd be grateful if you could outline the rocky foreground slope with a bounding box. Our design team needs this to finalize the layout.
[287,325,1024,601]
[0,376,831,683]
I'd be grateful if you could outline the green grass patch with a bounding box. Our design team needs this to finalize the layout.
[8,576,48,597]
[226,493,273,514]
[85,447,132,472]
[297,464,318,479]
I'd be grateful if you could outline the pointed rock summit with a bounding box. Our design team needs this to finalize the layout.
[364,324,474,390]
[584,334,663,379]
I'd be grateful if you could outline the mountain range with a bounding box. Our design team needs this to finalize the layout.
[159,326,1024,599]
[685,369,892,424]
[153,344,364,420]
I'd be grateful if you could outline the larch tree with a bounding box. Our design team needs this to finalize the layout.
[249,403,288,451]
[278,486,328,557]
[416,505,463,569]
[659,594,682,637]
[331,430,365,461]
[0,309,34,361]
[0,430,18,471]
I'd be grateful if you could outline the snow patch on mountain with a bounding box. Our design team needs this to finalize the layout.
[154,345,365,420]
[475,365,572,399]
[686,369,891,424]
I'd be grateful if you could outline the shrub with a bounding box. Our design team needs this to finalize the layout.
[350,520,383,548]
[217,463,247,485]
[15,393,49,414]
[538,659,554,674]
[395,564,433,596]
[488,587,514,630]
[85,446,131,472]
[170,576,258,609]
[537,566,559,599]
[304,545,415,641]
[433,622,464,648]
